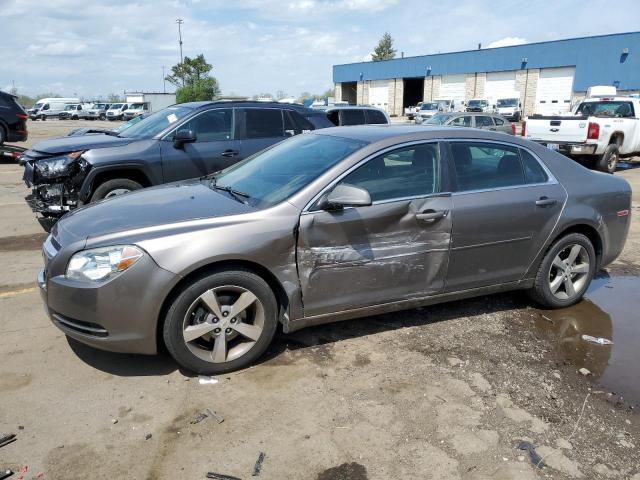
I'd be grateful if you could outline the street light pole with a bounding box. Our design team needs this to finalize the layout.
[176,18,184,86]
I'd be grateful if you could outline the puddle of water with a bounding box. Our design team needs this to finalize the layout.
[531,274,640,407]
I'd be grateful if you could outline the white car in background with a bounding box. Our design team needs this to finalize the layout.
[122,103,148,120]
[413,102,441,124]
[106,103,129,121]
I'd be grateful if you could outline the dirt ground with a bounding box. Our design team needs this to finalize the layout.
[1,120,639,479]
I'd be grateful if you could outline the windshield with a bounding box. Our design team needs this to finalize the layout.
[92,103,106,109]
[113,114,146,133]
[436,100,451,109]
[425,113,453,125]
[420,102,438,110]
[118,106,193,139]
[214,134,366,208]
[109,103,123,110]
[468,100,486,107]
[575,101,635,118]
[129,103,144,109]
[497,98,518,107]
[64,105,75,111]
[34,103,43,109]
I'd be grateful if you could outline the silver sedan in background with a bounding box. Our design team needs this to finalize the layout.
[421,112,514,134]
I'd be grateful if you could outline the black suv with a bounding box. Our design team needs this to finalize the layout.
[21,101,333,217]
[0,91,29,144]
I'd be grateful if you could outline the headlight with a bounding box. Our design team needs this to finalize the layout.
[35,151,85,178]
[66,245,144,282]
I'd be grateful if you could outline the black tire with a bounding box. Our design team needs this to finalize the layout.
[528,233,596,309]
[90,178,142,202]
[0,125,6,145]
[40,114,46,121]
[163,269,278,374]
[99,113,106,120]
[596,144,619,174]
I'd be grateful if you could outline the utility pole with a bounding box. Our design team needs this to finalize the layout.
[162,66,166,93]
[176,18,184,86]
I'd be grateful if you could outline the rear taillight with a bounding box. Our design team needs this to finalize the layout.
[16,113,28,120]
[511,123,516,135]
[587,122,600,140]
[520,121,526,136]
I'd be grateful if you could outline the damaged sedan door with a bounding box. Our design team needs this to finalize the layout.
[297,142,452,317]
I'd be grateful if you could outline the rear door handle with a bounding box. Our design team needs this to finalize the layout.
[416,210,447,222]
[221,149,239,157]
[535,197,557,207]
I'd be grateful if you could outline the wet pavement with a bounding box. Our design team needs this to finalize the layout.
[528,273,640,408]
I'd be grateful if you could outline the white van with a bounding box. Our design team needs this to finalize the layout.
[106,103,129,121]
[29,97,80,120]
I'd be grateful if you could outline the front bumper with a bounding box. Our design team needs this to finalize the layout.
[38,254,179,355]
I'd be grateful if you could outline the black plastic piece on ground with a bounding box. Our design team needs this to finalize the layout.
[206,473,241,480]
[0,434,16,449]
[517,440,546,468]
[252,452,266,476]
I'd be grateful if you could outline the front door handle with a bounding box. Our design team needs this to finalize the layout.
[416,209,447,222]
[221,149,239,157]
[535,196,557,207]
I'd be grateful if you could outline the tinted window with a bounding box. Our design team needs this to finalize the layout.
[366,109,387,124]
[476,116,494,127]
[341,109,366,126]
[284,110,314,135]
[180,108,233,142]
[0,95,9,108]
[520,149,548,184]
[450,142,524,191]
[245,108,284,138]
[216,134,366,208]
[449,116,471,127]
[326,110,340,126]
[494,117,505,125]
[340,143,440,202]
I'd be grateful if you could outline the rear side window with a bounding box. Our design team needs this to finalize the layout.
[340,109,366,126]
[476,116,494,127]
[284,110,314,135]
[244,108,284,138]
[450,116,471,127]
[449,142,524,191]
[494,117,505,125]
[365,109,387,124]
[520,149,549,184]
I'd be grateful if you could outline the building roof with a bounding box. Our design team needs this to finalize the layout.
[333,31,640,91]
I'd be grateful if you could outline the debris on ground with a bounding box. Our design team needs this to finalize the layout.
[0,469,13,480]
[252,452,266,476]
[111,418,118,424]
[190,412,208,425]
[0,434,16,448]
[198,375,219,385]
[578,368,591,376]
[144,433,152,440]
[516,440,546,469]
[581,334,613,345]
[206,472,241,480]
[205,408,224,424]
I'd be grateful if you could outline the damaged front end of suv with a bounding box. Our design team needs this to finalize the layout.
[22,150,91,217]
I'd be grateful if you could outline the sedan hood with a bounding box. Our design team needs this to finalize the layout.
[29,134,135,156]
[54,180,255,246]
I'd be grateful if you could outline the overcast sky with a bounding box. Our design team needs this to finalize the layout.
[1,0,639,100]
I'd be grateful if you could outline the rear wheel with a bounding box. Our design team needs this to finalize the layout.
[39,114,46,121]
[528,233,596,308]
[163,270,278,374]
[596,144,619,174]
[90,178,142,202]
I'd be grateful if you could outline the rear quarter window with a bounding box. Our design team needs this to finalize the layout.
[520,149,549,184]
[365,109,388,124]
[340,109,366,126]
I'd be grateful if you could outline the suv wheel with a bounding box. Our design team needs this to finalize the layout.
[90,178,143,202]
[528,233,596,308]
[596,144,619,174]
[0,125,6,145]
[163,270,278,374]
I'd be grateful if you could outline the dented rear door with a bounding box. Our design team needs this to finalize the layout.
[297,141,452,317]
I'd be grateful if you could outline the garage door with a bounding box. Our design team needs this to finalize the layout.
[369,80,389,112]
[485,71,517,102]
[439,74,466,110]
[535,67,575,115]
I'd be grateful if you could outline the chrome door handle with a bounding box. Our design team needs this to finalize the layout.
[416,210,447,222]
[535,197,557,207]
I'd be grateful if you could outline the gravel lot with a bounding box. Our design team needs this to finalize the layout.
[1,120,639,479]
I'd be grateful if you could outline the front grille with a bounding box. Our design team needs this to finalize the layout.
[52,312,109,337]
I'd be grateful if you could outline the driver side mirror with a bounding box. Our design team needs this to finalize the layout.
[318,183,372,210]
[173,129,197,148]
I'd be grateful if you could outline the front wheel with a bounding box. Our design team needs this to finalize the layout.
[528,233,596,308]
[163,270,278,374]
[596,144,619,174]
[90,178,142,202]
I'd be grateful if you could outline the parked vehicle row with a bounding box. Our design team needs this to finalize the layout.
[35,125,632,373]
[26,98,151,122]
[523,87,640,173]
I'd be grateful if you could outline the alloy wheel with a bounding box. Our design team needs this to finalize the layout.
[608,150,619,172]
[548,244,590,300]
[104,188,131,198]
[182,285,265,363]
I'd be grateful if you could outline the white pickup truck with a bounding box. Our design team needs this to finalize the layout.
[404,102,422,119]
[524,94,640,173]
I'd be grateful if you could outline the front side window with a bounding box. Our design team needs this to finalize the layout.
[449,116,471,127]
[341,109,366,126]
[450,142,524,191]
[244,108,284,138]
[179,108,232,142]
[338,143,440,202]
